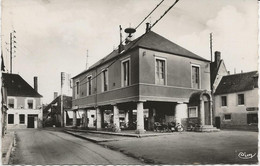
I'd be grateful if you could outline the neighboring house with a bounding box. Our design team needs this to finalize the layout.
[214,71,258,131]
[210,51,228,127]
[2,73,43,129]
[43,94,73,127]
[72,28,217,133]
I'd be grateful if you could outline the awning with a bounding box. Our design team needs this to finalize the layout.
[66,110,85,119]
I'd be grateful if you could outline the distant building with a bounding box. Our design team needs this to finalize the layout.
[214,71,258,131]
[71,29,218,133]
[43,94,74,127]
[2,73,43,129]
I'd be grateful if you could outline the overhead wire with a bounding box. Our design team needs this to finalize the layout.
[72,0,167,88]
[150,0,179,29]
[135,0,165,30]
[71,0,180,88]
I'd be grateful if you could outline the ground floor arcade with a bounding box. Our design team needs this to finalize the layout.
[71,91,215,133]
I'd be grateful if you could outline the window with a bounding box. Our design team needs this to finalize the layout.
[155,58,166,85]
[122,59,130,87]
[19,114,25,124]
[102,70,108,92]
[238,94,245,105]
[75,81,79,98]
[27,99,34,109]
[221,96,227,106]
[192,65,200,89]
[8,98,14,108]
[224,114,231,120]
[188,107,198,118]
[247,114,258,124]
[8,114,14,124]
[87,76,92,95]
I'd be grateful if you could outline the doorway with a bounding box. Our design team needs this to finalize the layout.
[204,101,211,125]
[27,114,38,128]
[27,116,34,128]
[215,117,221,129]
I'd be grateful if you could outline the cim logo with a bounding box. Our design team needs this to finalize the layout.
[238,152,257,160]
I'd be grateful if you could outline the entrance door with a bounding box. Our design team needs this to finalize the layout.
[215,117,221,129]
[27,116,35,128]
[204,101,211,125]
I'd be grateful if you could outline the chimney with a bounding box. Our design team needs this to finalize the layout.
[118,25,123,53]
[146,22,151,33]
[33,76,38,92]
[227,71,230,75]
[214,51,221,67]
[54,92,58,99]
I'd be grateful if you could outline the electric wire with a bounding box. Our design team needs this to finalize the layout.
[135,0,165,30]
[72,0,180,89]
[150,0,180,29]
[72,0,168,88]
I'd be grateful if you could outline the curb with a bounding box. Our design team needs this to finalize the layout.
[2,132,15,165]
[63,130,99,143]
[65,128,140,137]
[64,128,176,138]
[63,130,159,164]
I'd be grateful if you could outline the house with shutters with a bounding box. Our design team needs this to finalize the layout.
[213,71,258,131]
[2,73,43,129]
[71,28,218,133]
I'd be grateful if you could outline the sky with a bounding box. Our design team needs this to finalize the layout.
[1,0,259,104]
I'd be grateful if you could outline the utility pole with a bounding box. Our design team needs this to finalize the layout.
[61,72,64,127]
[210,33,213,62]
[86,50,89,70]
[10,33,12,73]
[9,30,16,73]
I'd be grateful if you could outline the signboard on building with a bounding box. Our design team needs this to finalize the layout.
[246,107,258,111]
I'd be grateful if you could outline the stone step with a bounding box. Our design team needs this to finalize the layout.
[194,126,220,132]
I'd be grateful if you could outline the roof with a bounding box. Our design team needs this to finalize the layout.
[2,73,42,97]
[210,59,222,87]
[73,31,209,78]
[210,59,228,89]
[214,71,258,95]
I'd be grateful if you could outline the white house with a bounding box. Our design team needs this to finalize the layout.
[214,71,258,131]
[3,73,43,129]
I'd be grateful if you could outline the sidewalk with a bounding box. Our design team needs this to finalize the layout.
[64,128,175,138]
[1,131,15,165]
[63,128,175,143]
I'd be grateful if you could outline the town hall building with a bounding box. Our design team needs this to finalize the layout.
[71,28,217,133]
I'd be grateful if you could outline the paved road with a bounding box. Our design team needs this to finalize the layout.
[11,129,142,165]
